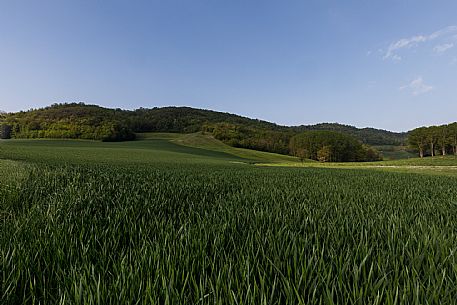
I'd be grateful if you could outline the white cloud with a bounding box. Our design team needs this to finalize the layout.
[384,35,427,60]
[429,26,457,39]
[384,26,457,60]
[400,77,434,96]
[433,43,454,54]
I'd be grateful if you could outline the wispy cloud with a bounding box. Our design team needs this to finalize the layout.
[400,77,434,96]
[434,43,454,54]
[384,26,457,60]
[384,36,427,60]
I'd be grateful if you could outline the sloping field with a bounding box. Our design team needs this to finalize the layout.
[0,134,299,165]
[0,138,244,166]
[139,132,302,163]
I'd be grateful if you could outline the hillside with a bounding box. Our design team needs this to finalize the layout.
[294,123,406,146]
[0,103,135,141]
[170,132,301,163]
[0,103,406,158]
[1,103,405,139]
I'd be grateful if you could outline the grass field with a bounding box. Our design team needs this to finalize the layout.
[139,132,302,163]
[2,135,457,304]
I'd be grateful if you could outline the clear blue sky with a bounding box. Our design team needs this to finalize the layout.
[1,0,456,131]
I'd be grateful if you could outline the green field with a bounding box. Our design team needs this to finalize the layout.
[2,134,457,304]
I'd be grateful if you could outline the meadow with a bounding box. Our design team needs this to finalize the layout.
[1,134,457,304]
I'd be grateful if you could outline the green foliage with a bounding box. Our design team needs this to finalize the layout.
[210,122,292,155]
[129,106,283,133]
[293,123,407,145]
[0,112,12,139]
[408,127,428,157]
[1,140,457,304]
[449,122,457,155]
[409,123,457,157]
[362,144,382,161]
[3,103,135,141]
[0,124,12,139]
[289,130,382,162]
[317,145,333,162]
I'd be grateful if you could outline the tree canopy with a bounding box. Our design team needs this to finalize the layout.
[1,103,135,141]
[289,130,382,162]
[293,123,406,146]
[408,123,457,157]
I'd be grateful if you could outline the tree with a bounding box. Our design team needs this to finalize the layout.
[408,127,428,158]
[426,126,439,157]
[448,123,457,155]
[295,148,309,162]
[317,145,333,162]
[0,124,12,139]
[436,125,449,156]
[361,144,382,161]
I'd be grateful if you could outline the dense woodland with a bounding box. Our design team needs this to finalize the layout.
[408,123,457,157]
[0,104,135,141]
[0,103,413,162]
[292,123,405,146]
[289,131,382,162]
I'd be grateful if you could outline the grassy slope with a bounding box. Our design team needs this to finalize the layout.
[135,132,302,163]
[0,133,300,167]
[0,138,246,166]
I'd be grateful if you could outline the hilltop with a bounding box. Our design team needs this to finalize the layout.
[1,103,406,140]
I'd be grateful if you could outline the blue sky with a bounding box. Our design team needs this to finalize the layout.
[0,0,456,131]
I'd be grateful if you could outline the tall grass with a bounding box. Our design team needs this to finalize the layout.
[2,159,457,304]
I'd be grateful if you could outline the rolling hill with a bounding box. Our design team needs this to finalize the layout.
[1,103,406,141]
[0,103,407,157]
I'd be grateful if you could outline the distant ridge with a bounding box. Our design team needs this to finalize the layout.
[293,123,406,146]
[0,103,407,149]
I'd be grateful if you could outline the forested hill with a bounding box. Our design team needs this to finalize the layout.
[293,123,406,146]
[0,103,406,151]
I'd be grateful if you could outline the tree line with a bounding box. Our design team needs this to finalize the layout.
[408,123,457,157]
